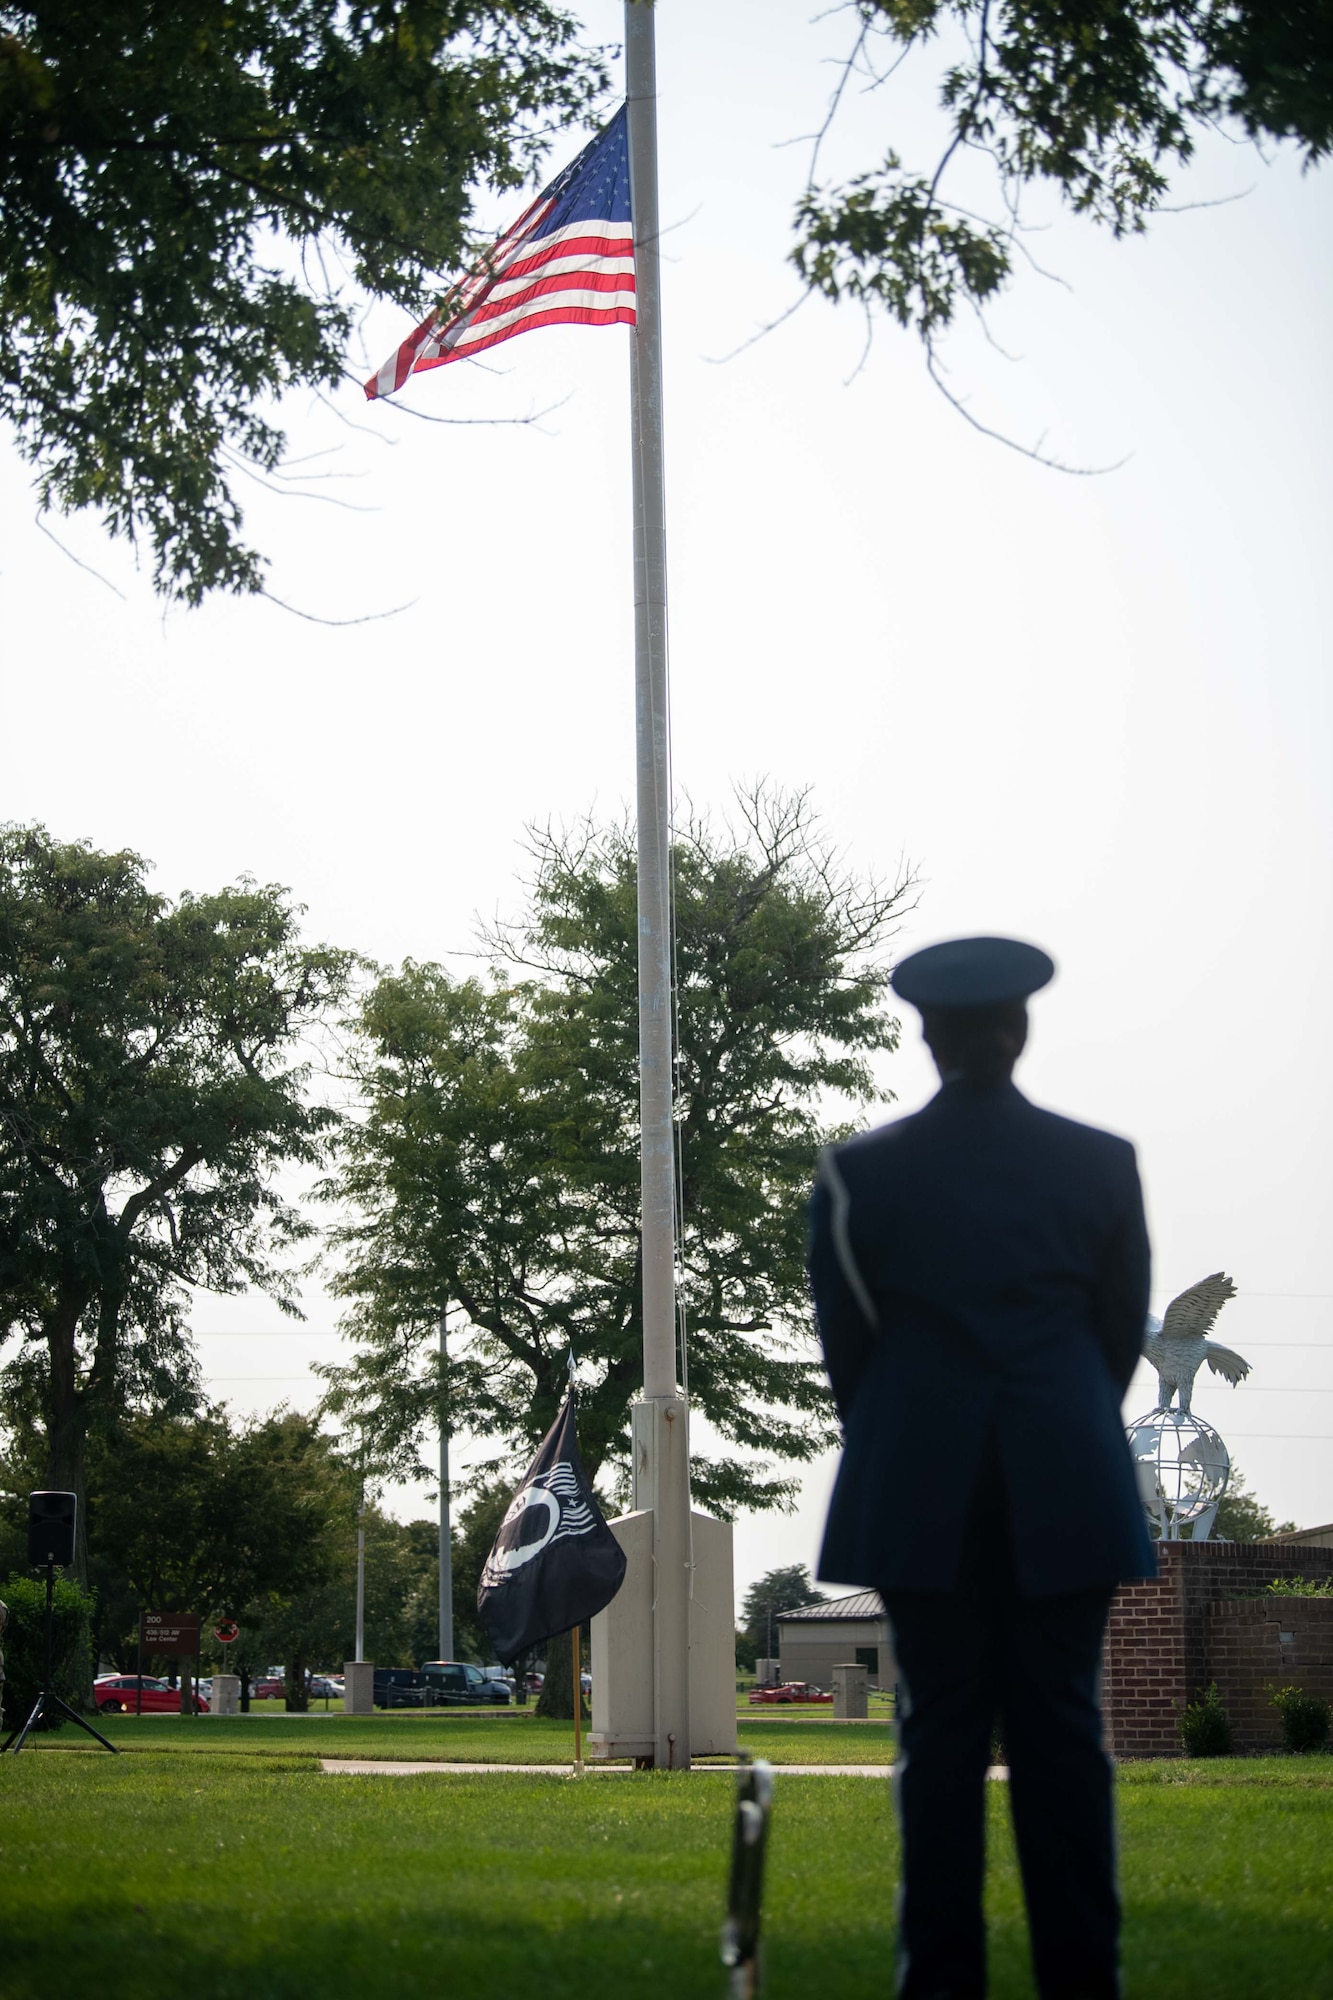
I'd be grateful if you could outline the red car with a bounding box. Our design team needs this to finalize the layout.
[748,1682,833,1705]
[250,1676,285,1699]
[94,1674,208,1714]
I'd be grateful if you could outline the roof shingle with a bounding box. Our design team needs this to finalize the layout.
[775,1589,885,1623]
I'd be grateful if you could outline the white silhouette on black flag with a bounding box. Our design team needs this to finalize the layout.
[477,1392,627,1665]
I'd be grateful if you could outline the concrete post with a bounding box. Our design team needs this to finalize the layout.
[210,1674,240,1716]
[833,1663,869,1720]
[344,1659,375,1716]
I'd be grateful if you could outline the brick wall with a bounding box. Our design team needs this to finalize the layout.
[1101,1559,1187,1757]
[1205,1599,1333,1750]
[1101,1540,1333,1758]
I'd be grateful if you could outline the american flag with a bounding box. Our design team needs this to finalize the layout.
[365,108,635,400]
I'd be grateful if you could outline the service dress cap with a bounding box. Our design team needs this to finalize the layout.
[891,936,1055,1010]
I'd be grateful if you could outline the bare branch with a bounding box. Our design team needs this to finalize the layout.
[925,342,1130,477]
[259,590,417,627]
[33,517,127,598]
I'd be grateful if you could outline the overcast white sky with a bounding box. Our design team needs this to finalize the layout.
[3,2,1330,1602]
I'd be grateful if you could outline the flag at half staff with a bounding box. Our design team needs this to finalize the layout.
[477,1391,627,1667]
[365,107,634,399]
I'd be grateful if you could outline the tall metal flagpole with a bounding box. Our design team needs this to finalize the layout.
[626,0,690,1770]
[438,1311,454,1661]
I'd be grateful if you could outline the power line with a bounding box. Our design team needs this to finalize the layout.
[185,1331,1333,1347]
[1132,1342,1330,1351]
[1154,1292,1333,1301]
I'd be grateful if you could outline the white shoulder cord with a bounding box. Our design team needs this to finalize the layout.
[820,1148,879,1330]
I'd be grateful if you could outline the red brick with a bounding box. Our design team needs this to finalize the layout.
[1102,1541,1333,1758]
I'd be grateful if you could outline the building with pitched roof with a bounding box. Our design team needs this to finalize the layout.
[775,1589,896,1691]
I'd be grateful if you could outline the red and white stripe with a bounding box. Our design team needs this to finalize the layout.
[366,204,635,399]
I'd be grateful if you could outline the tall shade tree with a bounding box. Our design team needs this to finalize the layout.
[85,1409,360,1669]
[795,4,1333,374]
[0,823,352,1576]
[320,788,914,1517]
[0,0,606,602]
[1206,1465,1296,1544]
[737,1562,825,1670]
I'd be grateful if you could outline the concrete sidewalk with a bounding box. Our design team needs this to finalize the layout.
[320,1759,1011,1779]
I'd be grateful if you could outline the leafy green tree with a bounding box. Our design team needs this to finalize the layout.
[79,1408,362,1677]
[738,1563,824,1670]
[251,1493,429,1706]
[0,1,605,601]
[319,789,912,1516]
[0,824,352,1578]
[1212,1465,1297,1542]
[0,1572,94,1736]
[535,1619,587,1722]
[795,4,1333,371]
[448,1477,517,1665]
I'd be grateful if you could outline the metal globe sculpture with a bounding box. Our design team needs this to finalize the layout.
[1126,1273,1250,1542]
[1125,1406,1231,1540]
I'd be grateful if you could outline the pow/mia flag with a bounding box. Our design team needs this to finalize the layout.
[477,1393,627,1665]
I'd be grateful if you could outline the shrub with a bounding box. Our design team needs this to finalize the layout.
[1270,1685,1332,1754]
[1179,1682,1232,1757]
[1263,1576,1333,1598]
[0,1574,95,1734]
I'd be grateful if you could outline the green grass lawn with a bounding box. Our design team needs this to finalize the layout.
[75,1709,898,1764]
[0,1750,1329,2000]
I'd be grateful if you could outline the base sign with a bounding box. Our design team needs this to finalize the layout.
[140,1612,202,1656]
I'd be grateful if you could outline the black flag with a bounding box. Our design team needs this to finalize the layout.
[477,1393,627,1666]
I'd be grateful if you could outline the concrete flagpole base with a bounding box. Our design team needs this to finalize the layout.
[589,1397,737,1767]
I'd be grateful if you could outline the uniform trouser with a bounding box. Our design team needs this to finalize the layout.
[883,1579,1118,2000]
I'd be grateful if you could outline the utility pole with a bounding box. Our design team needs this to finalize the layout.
[626,0,690,1771]
[355,1484,366,1664]
[438,1311,454,1660]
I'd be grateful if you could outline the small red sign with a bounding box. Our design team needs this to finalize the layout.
[214,1619,240,1646]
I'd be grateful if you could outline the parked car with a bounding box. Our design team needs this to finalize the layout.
[419,1661,513,1706]
[308,1674,341,1699]
[94,1674,208,1715]
[373,1667,431,1709]
[747,1681,833,1705]
[250,1675,285,1699]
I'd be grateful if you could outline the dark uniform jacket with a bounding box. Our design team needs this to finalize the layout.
[810,1077,1156,1598]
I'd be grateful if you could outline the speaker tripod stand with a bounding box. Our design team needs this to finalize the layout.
[3,1561,119,1755]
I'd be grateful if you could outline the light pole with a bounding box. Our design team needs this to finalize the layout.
[438,1310,454,1661]
[355,1485,366,1663]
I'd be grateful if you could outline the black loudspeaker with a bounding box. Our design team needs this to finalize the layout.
[4,1487,116,1756]
[27,1490,76,1568]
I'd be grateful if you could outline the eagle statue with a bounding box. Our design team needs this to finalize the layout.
[1143,1272,1250,1412]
